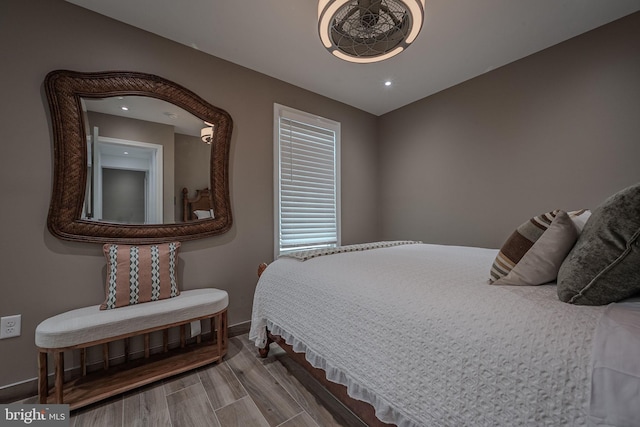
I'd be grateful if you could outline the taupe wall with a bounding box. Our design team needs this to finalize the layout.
[0,0,379,392]
[379,12,640,249]
[101,169,146,223]
[174,133,211,222]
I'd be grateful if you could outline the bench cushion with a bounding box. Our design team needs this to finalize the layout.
[36,288,228,349]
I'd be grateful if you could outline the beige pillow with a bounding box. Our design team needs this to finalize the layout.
[490,210,578,286]
[101,242,181,310]
[568,209,591,233]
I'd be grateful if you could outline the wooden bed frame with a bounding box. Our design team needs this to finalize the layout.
[256,263,392,427]
[182,187,212,222]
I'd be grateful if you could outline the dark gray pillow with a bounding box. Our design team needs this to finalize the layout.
[557,183,640,305]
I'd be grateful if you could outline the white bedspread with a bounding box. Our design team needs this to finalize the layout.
[250,244,606,427]
[588,297,640,426]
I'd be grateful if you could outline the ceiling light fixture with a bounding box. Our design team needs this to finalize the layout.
[318,0,425,64]
[201,121,215,144]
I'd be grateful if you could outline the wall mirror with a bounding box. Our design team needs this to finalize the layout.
[45,70,233,243]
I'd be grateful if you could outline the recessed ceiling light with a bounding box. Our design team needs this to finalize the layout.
[123,151,129,155]
[384,81,392,87]
[121,106,129,111]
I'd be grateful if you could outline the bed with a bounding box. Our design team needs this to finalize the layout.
[181,187,213,222]
[250,242,640,425]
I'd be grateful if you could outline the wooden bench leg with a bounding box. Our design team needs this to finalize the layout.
[144,333,150,358]
[38,351,48,403]
[54,351,64,404]
[215,314,222,360]
[80,348,87,376]
[103,343,109,370]
[210,311,228,361]
[222,311,228,347]
[124,338,130,362]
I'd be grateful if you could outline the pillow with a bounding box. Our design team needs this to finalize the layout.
[194,209,214,219]
[568,209,591,233]
[101,242,181,310]
[557,183,640,305]
[489,210,578,286]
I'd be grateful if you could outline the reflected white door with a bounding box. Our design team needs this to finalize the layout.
[93,133,163,224]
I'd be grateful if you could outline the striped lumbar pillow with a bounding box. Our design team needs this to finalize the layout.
[101,242,181,310]
[489,210,579,286]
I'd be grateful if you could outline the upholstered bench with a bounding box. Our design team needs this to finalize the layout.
[35,288,228,410]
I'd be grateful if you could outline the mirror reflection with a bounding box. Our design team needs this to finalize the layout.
[45,70,232,243]
[82,96,212,224]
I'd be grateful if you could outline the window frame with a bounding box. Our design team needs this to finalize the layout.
[273,103,341,258]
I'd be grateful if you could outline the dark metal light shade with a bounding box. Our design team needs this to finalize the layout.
[319,0,425,63]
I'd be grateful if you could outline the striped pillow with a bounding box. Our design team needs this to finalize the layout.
[489,210,578,286]
[100,242,181,310]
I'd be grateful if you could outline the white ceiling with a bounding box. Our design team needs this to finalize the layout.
[67,0,640,116]
[83,96,205,136]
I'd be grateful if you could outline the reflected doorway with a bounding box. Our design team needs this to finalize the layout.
[89,131,164,224]
[102,168,146,223]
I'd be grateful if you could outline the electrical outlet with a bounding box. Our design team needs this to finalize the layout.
[0,314,21,339]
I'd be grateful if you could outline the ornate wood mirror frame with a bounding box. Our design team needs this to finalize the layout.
[45,70,233,243]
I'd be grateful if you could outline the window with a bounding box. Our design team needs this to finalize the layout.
[274,104,341,257]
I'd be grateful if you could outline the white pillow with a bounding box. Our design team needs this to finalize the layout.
[568,209,591,233]
[194,209,214,219]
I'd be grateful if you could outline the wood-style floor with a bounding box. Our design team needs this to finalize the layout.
[22,334,368,427]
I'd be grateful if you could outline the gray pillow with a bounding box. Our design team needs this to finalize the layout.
[557,183,640,305]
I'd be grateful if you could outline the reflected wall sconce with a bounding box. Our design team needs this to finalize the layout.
[318,0,425,63]
[201,121,214,144]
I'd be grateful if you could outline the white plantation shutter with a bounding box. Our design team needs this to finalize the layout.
[274,104,341,257]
